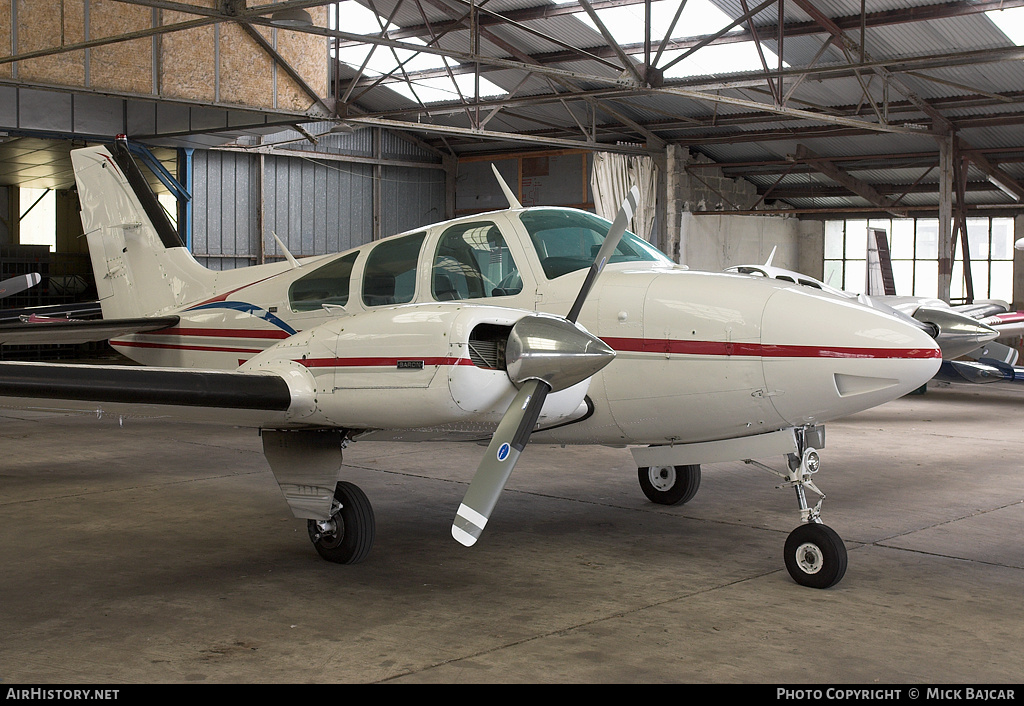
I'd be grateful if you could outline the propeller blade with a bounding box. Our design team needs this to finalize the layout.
[452,379,549,547]
[566,185,640,323]
[452,184,640,548]
[0,273,41,299]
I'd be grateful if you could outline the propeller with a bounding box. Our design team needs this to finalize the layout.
[451,186,640,547]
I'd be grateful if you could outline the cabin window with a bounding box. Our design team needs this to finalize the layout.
[519,209,669,279]
[288,252,359,312]
[431,222,523,300]
[362,232,425,306]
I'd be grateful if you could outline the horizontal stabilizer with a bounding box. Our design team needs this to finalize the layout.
[0,316,179,345]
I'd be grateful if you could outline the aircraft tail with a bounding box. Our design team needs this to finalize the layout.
[865,228,896,296]
[71,139,214,319]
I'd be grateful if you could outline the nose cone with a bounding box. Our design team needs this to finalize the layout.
[911,306,999,359]
[506,314,615,392]
[761,287,941,425]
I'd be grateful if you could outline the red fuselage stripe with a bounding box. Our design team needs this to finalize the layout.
[112,334,939,362]
[600,337,941,360]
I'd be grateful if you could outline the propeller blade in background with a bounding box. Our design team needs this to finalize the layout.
[452,379,549,547]
[0,273,41,300]
[566,186,640,323]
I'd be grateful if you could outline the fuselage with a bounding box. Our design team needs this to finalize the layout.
[108,207,942,446]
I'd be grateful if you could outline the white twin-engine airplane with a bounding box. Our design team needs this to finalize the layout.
[0,138,943,589]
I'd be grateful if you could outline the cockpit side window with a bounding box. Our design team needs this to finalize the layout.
[289,251,358,312]
[432,222,523,300]
[362,232,425,307]
[519,209,669,279]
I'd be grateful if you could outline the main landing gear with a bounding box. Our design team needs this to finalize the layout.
[262,429,376,565]
[307,481,376,564]
[638,464,701,505]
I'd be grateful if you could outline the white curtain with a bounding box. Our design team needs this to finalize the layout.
[590,152,659,242]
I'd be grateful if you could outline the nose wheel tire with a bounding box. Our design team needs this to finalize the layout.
[784,522,847,589]
[307,481,375,564]
[638,464,701,505]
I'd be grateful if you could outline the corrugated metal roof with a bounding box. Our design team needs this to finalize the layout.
[10,0,1024,215]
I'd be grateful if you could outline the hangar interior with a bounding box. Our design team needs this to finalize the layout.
[1,0,1024,684]
[4,0,1024,310]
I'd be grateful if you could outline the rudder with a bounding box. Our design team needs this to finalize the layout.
[71,139,214,319]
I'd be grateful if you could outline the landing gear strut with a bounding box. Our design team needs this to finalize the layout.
[747,427,847,589]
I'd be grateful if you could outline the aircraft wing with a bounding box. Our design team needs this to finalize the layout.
[0,316,179,345]
[0,360,297,427]
[934,359,1023,385]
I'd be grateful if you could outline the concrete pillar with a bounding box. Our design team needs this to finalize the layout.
[664,144,685,263]
[797,219,825,280]
[937,135,954,303]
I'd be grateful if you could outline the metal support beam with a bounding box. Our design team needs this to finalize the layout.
[793,145,907,217]
[960,139,1024,203]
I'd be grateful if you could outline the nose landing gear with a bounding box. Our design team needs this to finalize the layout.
[632,425,848,588]
[747,430,847,589]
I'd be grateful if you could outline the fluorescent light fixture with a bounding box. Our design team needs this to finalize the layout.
[270,8,313,28]
[986,173,1024,202]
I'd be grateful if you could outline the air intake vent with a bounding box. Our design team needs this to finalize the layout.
[468,323,511,370]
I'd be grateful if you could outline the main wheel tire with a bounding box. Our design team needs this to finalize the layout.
[307,481,375,564]
[638,464,701,505]
[784,522,848,589]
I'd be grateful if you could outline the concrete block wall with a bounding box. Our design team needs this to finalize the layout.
[663,145,823,274]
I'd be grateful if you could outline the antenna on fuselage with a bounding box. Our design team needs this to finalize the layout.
[764,246,777,267]
[491,164,522,209]
[272,232,302,269]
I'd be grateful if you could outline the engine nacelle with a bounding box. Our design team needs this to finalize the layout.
[240,303,592,431]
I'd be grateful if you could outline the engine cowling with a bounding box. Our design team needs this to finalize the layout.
[240,303,600,431]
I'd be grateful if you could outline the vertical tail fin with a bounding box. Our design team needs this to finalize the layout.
[71,139,214,319]
[865,228,896,296]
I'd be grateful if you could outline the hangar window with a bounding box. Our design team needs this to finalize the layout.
[362,232,425,307]
[432,222,522,300]
[825,217,1014,304]
[519,209,669,279]
[289,251,359,312]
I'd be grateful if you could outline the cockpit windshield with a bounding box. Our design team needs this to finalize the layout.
[519,209,671,279]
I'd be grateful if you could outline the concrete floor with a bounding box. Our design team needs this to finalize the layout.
[1,382,1022,684]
